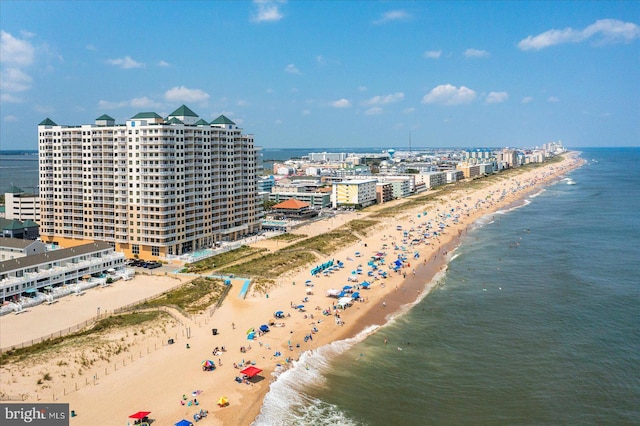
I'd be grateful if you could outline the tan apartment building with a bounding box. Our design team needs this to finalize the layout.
[37,105,261,259]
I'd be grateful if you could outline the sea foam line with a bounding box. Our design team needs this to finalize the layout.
[252,325,379,426]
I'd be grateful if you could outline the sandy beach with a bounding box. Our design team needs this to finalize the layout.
[0,153,584,425]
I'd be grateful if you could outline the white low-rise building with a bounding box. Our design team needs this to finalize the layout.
[0,241,126,303]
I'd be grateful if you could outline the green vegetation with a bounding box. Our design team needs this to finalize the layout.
[344,219,380,236]
[0,311,167,364]
[286,230,359,256]
[183,246,268,273]
[137,277,227,314]
[220,250,317,278]
[270,233,307,242]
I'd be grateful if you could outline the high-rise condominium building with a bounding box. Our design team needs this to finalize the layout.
[38,105,261,259]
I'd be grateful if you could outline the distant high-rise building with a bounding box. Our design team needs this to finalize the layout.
[37,105,261,259]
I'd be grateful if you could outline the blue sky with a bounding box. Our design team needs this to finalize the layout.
[1,1,638,150]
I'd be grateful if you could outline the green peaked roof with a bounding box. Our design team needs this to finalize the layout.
[166,117,183,124]
[96,114,115,121]
[131,112,163,119]
[22,219,39,227]
[211,115,235,125]
[3,219,24,230]
[169,105,198,117]
[195,119,209,125]
[39,118,57,126]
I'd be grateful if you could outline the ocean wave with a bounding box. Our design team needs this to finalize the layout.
[252,325,378,426]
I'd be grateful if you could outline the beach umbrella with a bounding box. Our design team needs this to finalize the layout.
[351,292,360,299]
[217,396,229,407]
[343,285,353,290]
[246,328,254,335]
[306,288,313,295]
[305,279,312,284]
[201,360,215,368]
[240,366,263,378]
[361,282,370,289]
[274,311,284,318]
[175,420,193,426]
[129,411,151,420]
[259,324,269,332]
[296,304,305,310]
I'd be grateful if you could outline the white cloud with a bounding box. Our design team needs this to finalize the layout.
[485,91,509,104]
[130,96,163,109]
[358,86,368,92]
[97,99,128,109]
[0,67,32,92]
[423,50,442,59]
[521,96,534,104]
[237,99,249,107]
[422,84,477,105]
[284,63,300,74]
[0,31,35,66]
[363,92,404,106]
[518,19,640,50]
[164,86,210,103]
[251,0,284,23]
[403,107,415,114]
[365,107,383,115]
[1,93,22,103]
[464,48,490,58]
[106,56,144,69]
[316,55,326,65]
[34,104,55,114]
[374,10,411,24]
[302,109,311,115]
[3,114,18,122]
[86,44,97,51]
[157,60,170,67]
[547,96,560,103]
[331,98,352,108]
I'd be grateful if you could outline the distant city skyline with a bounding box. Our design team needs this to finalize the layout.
[1,1,638,150]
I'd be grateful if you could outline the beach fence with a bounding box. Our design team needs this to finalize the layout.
[0,332,182,402]
[0,280,188,355]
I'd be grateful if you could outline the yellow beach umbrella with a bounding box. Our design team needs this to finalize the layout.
[217,396,228,407]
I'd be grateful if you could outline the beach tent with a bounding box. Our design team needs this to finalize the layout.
[129,411,151,420]
[326,289,340,297]
[338,296,353,306]
[217,396,229,407]
[240,366,263,378]
[274,311,285,318]
[175,420,193,426]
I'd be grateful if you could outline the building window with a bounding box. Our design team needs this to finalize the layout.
[132,244,140,255]
[152,246,159,257]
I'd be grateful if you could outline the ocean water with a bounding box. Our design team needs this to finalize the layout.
[0,152,39,193]
[253,148,640,425]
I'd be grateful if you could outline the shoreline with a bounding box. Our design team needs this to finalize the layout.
[0,153,585,425]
